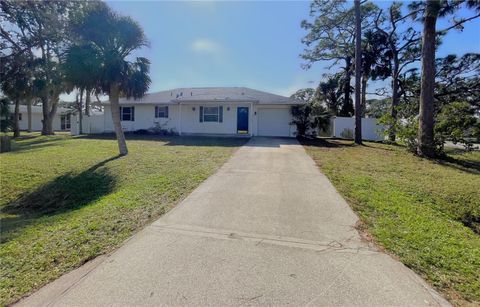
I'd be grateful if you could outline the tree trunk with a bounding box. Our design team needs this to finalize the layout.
[41,95,57,135]
[13,99,20,138]
[417,1,439,158]
[109,83,128,156]
[27,98,32,132]
[78,90,83,134]
[354,0,362,145]
[85,90,91,116]
[340,57,353,116]
[361,73,367,117]
[41,95,50,135]
[389,55,400,142]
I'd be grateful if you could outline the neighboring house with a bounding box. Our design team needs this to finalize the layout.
[101,87,303,137]
[9,105,74,131]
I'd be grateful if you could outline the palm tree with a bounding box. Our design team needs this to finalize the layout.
[63,44,102,134]
[67,3,151,155]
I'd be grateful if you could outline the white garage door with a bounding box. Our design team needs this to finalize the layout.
[257,108,292,137]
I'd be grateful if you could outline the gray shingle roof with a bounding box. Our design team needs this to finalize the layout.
[113,87,302,105]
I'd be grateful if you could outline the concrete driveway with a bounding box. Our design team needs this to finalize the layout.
[18,137,450,306]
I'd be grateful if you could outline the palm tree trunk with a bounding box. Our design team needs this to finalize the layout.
[361,73,367,117]
[109,83,128,156]
[417,1,439,158]
[78,90,83,134]
[41,95,50,135]
[354,0,362,145]
[13,99,20,138]
[27,98,32,132]
[85,90,91,116]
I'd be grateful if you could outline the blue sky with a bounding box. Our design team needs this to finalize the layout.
[105,0,480,98]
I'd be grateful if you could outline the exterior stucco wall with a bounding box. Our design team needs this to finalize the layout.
[17,111,65,131]
[103,104,179,133]
[97,103,297,137]
[180,103,253,135]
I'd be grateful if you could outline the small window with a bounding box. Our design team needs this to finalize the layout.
[155,106,168,118]
[120,106,135,121]
[61,114,71,130]
[19,113,22,121]
[200,106,223,123]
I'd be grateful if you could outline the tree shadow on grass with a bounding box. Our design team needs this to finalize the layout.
[1,156,120,243]
[437,156,480,175]
[79,133,248,147]
[299,137,356,148]
[6,135,67,154]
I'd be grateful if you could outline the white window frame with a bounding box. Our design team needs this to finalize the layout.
[203,106,220,122]
[120,106,134,121]
[155,106,168,118]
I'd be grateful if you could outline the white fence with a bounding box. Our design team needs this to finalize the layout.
[71,113,105,135]
[331,117,385,141]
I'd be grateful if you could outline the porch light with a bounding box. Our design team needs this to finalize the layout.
[192,107,196,111]
[227,107,230,111]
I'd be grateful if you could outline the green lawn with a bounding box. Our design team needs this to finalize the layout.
[301,138,480,306]
[0,133,246,305]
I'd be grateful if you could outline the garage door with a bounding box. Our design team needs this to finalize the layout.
[257,108,292,137]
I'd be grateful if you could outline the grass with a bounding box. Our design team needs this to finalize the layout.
[0,133,247,305]
[301,138,480,306]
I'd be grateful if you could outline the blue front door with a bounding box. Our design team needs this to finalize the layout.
[237,107,249,134]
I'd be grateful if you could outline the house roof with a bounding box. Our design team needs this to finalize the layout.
[110,87,303,105]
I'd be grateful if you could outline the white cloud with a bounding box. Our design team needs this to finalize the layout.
[190,38,223,55]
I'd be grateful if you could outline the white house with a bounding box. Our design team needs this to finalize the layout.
[69,87,385,140]
[9,105,74,131]
[100,87,303,137]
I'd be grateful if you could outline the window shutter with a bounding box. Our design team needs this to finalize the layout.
[165,106,169,118]
[199,106,203,122]
[131,107,135,121]
[155,106,158,118]
[219,106,223,123]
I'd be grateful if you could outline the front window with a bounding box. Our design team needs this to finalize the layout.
[200,106,223,123]
[155,106,168,118]
[120,106,135,121]
[61,114,71,130]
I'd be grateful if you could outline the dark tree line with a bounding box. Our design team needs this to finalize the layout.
[0,1,151,155]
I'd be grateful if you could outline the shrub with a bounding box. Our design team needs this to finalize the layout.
[340,128,353,139]
[435,101,480,151]
[148,122,178,136]
[291,102,331,137]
